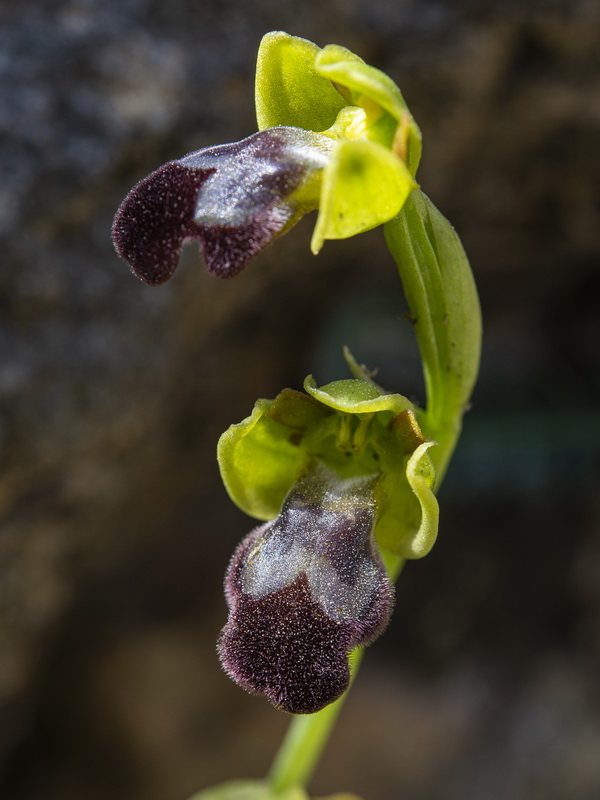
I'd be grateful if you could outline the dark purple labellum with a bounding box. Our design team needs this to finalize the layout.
[218,464,394,714]
[112,127,332,285]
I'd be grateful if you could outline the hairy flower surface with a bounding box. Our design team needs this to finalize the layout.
[112,127,332,284]
[218,464,393,714]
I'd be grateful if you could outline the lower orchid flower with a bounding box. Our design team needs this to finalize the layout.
[216,369,438,713]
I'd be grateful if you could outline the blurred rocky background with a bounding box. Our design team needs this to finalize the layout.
[1,0,599,799]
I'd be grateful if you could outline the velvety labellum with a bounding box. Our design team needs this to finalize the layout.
[112,127,332,285]
[218,465,393,714]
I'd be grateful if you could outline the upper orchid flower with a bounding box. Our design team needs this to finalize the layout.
[112,31,420,284]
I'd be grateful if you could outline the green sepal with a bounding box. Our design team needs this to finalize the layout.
[315,45,422,173]
[311,138,417,253]
[303,375,413,415]
[405,441,439,554]
[217,390,329,521]
[255,32,346,132]
[255,32,422,256]
[374,432,438,558]
[384,190,482,479]
[255,32,421,174]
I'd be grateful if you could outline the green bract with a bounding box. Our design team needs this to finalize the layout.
[217,374,439,559]
[385,190,482,480]
[255,31,420,254]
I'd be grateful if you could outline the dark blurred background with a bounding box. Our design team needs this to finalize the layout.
[1,1,599,799]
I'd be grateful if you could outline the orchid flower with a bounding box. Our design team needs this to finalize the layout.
[112,31,419,284]
[217,373,438,713]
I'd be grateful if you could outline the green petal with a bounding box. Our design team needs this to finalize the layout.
[217,391,329,520]
[304,376,414,415]
[255,32,346,132]
[310,139,417,254]
[373,427,439,558]
[403,440,439,556]
[315,45,422,173]
[316,45,403,117]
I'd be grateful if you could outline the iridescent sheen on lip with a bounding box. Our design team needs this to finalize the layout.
[218,464,394,715]
[111,127,333,285]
